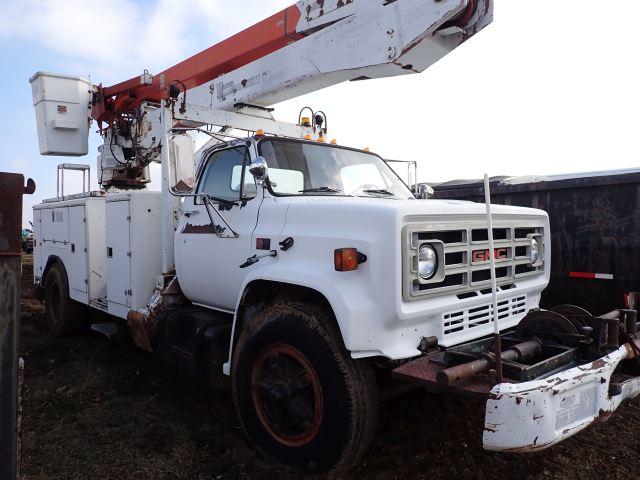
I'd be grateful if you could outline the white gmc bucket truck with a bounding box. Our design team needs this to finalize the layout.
[29,0,640,473]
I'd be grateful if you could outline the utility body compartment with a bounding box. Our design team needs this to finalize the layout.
[105,191,163,319]
[34,190,163,320]
[33,193,106,305]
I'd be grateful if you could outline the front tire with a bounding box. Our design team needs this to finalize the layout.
[232,302,378,473]
[44,263,84,337]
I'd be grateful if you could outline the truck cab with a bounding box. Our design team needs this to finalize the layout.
[174,135,550,363]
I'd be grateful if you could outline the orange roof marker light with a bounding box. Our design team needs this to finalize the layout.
[330,139,337,145]
[255,129,265,137]
[303,134,313,140]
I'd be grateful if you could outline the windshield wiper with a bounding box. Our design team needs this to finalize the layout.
[362,189,394,196]
[206,195,238,205]
[299,186,341,194]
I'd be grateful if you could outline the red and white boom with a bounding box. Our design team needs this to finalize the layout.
[93,0,492,125]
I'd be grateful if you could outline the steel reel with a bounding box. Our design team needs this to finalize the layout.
[515,309,584,347]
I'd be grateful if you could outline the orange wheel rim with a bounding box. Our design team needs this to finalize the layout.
[251,343,323,447]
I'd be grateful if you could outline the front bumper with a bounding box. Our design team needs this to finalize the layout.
[483,344,640,452]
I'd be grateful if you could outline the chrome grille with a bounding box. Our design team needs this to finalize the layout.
[404,220,545,300]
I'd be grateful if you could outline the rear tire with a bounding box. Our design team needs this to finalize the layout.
[231,302,378,473]
[44,263,84,337]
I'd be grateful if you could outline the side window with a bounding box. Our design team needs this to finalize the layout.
[197,147,256,202]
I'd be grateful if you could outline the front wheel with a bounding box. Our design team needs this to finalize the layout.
[231,302,378,473]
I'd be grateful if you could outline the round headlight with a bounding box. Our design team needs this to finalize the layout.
[530,238,540,264]
[418,244,438,280]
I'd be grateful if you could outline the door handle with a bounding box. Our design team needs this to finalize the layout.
[240,250,277,268]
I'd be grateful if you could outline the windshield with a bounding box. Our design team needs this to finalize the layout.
[259,139,414,199]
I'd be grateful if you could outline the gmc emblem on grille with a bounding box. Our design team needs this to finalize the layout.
[472,248,508,263]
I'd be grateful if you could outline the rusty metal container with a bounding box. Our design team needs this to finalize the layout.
[0,172,34,480]
[432,170,640,314]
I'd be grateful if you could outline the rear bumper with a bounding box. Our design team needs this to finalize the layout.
[483,344,640,452]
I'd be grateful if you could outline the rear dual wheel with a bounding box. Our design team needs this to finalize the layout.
[232,302,378,473]
[44,263,84,337]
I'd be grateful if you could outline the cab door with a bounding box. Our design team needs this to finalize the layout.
[175,145,260,311]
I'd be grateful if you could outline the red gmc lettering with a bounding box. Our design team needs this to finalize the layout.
[473,248,508,263]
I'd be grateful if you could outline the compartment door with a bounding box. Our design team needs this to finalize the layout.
[41,206,69,251]
[68,206,87,294]
[33,209,43,279]
[106,201,131,308]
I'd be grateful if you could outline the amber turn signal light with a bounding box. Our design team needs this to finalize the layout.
[334,248,367,271]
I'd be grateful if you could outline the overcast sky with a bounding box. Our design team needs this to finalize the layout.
[1,0,639,226]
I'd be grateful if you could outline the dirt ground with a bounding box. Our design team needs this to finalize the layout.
[18,255,640,480]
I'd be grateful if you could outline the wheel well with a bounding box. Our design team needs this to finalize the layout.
[41,256,68,288]
[36,256,69,302]
[234,280,341,348]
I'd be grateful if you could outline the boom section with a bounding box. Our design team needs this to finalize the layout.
[93,0,493,123]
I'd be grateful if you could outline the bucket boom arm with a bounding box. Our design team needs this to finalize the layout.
[93,0,492,124]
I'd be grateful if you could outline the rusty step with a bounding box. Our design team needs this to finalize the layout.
[392,353,495,397]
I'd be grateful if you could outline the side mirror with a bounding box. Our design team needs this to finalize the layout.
[417,183,434,199]
[169,134,196,194]
[249,156,269,183]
